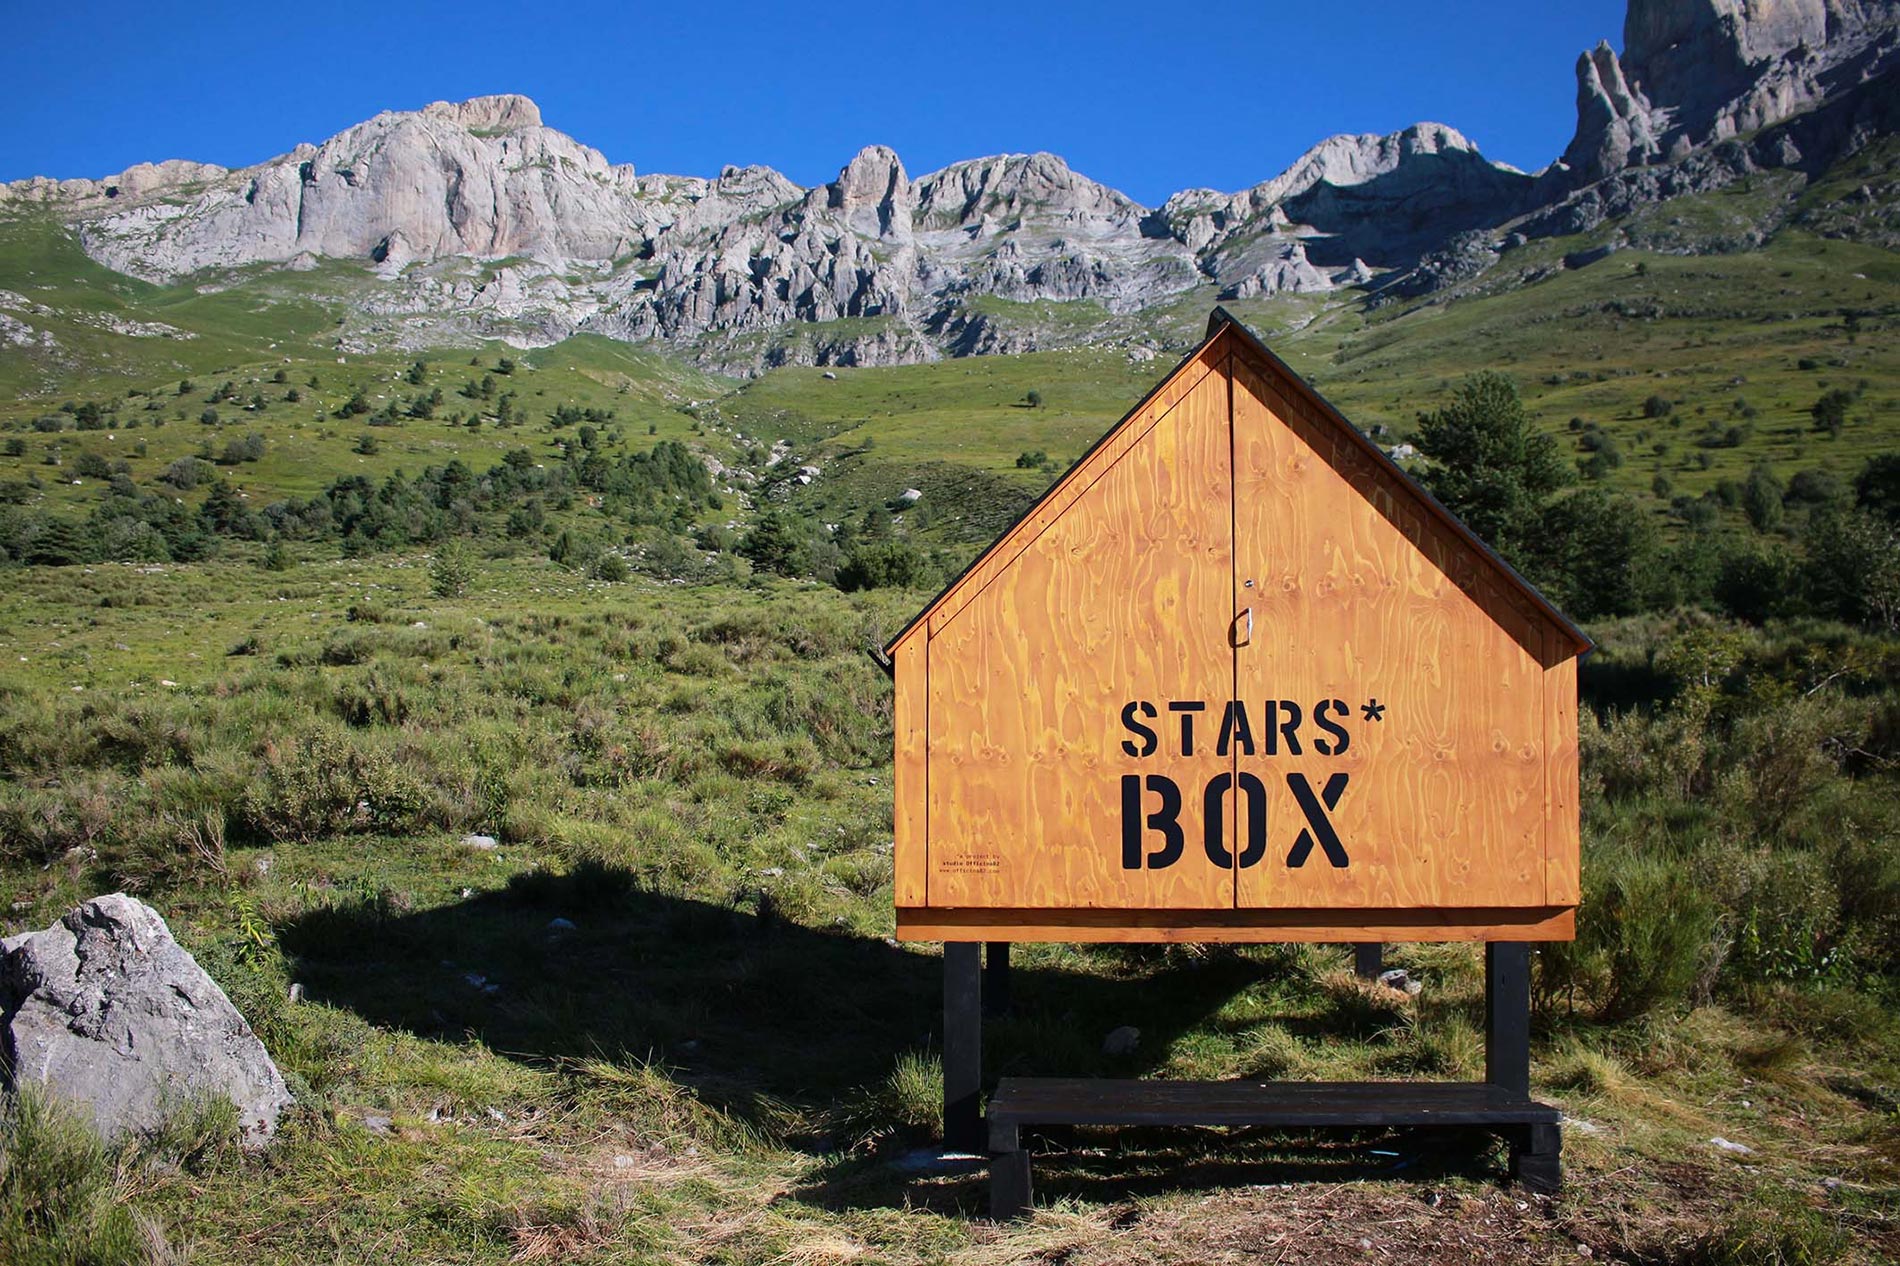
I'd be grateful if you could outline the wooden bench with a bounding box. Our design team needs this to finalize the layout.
[986,1077,1562,1218]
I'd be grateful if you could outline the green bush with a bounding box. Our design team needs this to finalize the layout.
[1543,846,1721,1021]
[239,728,434,842]
[430,541,475,598]
[1727,850,1844,984]
[836,539,933,592]
[1803,508,1900,632]
[588,551,629,582]
[0,778,120,867]
[1721,693,1860,844]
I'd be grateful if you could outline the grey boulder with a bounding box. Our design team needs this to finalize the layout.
[0,894,293,1146]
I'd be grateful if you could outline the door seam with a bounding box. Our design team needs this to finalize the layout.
[1226,354,1241,913]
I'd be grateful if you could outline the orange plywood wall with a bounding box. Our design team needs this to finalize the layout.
[888,316,1585,943]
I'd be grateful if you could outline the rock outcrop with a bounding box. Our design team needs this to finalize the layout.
[0,894,293,1146]
[1563,0,1900,184]
[69,93,653,283]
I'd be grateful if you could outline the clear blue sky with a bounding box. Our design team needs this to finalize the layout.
[2,1,1627,205]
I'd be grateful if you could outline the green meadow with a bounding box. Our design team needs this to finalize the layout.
[0,170,1897,1262]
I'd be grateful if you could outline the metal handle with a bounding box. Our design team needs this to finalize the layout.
[1235,607,1253,646]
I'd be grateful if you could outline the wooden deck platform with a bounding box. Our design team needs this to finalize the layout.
[985,1077,1562,1217]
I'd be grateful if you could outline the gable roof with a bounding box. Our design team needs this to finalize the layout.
[881,307,1592,661]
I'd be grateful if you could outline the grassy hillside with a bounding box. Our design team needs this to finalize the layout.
[0,557,1894,1263]
[4,183,1896,580]
[1,154,1897,1263]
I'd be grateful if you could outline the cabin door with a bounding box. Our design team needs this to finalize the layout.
[1228,360,1549,911]
[925,361,1239,911]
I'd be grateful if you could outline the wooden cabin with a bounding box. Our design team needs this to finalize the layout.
[885,310,1589,945]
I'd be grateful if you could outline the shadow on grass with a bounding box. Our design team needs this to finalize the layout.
[277,861,1520,1210]
[794,1127,1510,1216]
[276,861,1258,1129]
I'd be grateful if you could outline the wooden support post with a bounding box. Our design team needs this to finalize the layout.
[1485,942,1531,1097]
[984,942,1012,1017]
[1352,942,1382,980]
[944,942,983,1154]
[988,1120,1032,1218]
[1510,1121,1562,1193]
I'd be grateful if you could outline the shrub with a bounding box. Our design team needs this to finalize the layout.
[1723,693,1860,844]
[1784,468,1845,507]
[238,729,434,842]
[100,518,171,564]
[1810,388,1854,437]
[632,533,700,581]
[740,509,824,578]
[1742,464,1783,532]
[430,541,474,598]
[216,432,266,465]
[1715,542,1801,624]
[589,551,629,582]
[1727,850,1843,984]
[72,450,113,480]
[1854,452,1900,523]
[1803,508,1900,632]
[1543,847,1721,1021]
[113,808,230,892]
[0,779,119,866]
[1642,394,1673,419]
[159,456,208,490]
[837,540,933,592]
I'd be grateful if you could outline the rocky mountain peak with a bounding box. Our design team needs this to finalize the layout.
[1241,123,1507,211]
[1564,0,1899,181]
[830,145,912,239]
[912,152,1141,231]
[1625,0,1873,83]
[1563,40,1663,182]
[420,93,544,132]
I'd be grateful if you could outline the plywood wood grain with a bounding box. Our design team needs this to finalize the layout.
[1229,360,1547,912]
[926,364,1236,909]
[1544,644,1581,906]
[924,344,1225,640]
[892,636,928,908]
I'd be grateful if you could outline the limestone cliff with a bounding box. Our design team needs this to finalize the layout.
[1563,0,1899,183]
[3,0,1896,367]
